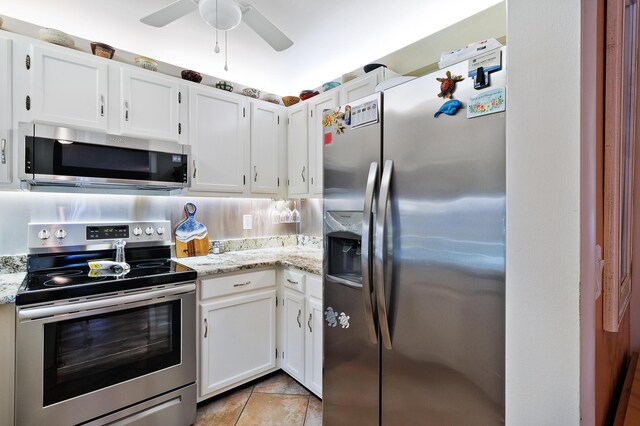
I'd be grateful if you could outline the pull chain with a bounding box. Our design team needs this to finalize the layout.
[214,0,220,53]
[224,31,229,71]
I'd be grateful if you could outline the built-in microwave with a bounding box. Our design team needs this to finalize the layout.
[18,123,190,191]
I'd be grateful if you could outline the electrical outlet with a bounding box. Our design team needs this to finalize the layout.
[243,214,253,230]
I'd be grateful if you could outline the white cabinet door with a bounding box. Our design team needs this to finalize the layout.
[308,91,340,195]
[120,68,179,142]
[200,289,276,396]
[250,101,282,194]
[189,87,248,193]
[339,70,381,104]
[282,289,305,383]
[0,38,11,184]
[287,102,308,196]
[305,295,323,397]
[30,44,108,132]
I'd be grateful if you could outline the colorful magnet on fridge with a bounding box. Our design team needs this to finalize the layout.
[344,105,351,125]
[434,99,462,117]
[436,71,464,99]
[335,122,345,134]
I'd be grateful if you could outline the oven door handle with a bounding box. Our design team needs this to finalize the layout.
[18,283,196,320]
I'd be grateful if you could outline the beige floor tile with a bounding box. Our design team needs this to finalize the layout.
[236,393,309,426]
[195,388,251,426]
[304,395,322,426]
[252,372,310,395]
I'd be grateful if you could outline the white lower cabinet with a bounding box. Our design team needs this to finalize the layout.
[198,270,277,400]
[305,276,323,396]
[281,269,323,398]
[282,289,306,383]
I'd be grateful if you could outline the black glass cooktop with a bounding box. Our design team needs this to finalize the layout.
[16,247,196,306]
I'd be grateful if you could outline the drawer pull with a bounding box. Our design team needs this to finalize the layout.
[297,309,302,328]
[233,281,251,287]
[286,279,299,285]
[308,313,312,332]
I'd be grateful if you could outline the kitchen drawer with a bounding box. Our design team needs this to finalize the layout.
[283,269,306,293]
[306,274,322,300]
[200,269,276,300]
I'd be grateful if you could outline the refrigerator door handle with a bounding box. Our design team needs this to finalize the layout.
[375,159,393,350]
[362,161,379,344]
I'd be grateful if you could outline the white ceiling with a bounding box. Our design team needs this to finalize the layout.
[0,0,502,94]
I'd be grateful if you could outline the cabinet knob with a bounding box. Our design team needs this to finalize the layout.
[297,309,302,328]
[301,166,306,183]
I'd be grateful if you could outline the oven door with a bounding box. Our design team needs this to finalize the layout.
[15,283,196,426]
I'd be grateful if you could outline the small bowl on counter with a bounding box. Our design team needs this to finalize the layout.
[90,42,115,59]
[39,28,75,48]
[299,90,319,101]
[134,56,158,71]
[242,88,261,99]
[181,69,202,83]
[282,96,300,107]
[322,80,341,91]
[215,80,234,92]
[261,93,280,104]
[363,63,387,73]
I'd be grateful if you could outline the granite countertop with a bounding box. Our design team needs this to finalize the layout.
[0,273,26,305]
[173,246,323,277]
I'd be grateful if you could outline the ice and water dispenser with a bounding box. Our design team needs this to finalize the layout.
[325,211,363,283]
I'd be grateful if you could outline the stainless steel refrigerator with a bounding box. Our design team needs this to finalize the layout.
[323,52,505,425]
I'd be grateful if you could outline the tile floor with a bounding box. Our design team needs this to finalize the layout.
[196,371,322,426]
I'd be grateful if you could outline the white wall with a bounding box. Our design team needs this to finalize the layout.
[506,0,582,424]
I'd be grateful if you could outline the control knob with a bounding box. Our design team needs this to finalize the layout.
[37,229,51,240]
[54,229,67,240]
[133,226,143,236]
[145,226,154,236]
[156,226,165,235]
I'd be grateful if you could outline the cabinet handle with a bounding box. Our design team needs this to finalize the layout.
[254,165,257,182]
[301,166,306,182]
[308,313,312,332]
[1,139,5,165]
[286,278,299,285]
[297,309,302,328]
[124,101,129,121]
[233,281,251,287]
[204,318,208,338]
[99,95,104,117]
[192,160,197,179]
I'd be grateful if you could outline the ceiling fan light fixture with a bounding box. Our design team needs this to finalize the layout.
[199,0,242,31]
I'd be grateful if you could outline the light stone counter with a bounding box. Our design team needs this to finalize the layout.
[0,273,26,305]
[173,246,323,277]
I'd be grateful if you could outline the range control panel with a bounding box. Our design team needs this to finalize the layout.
[28,221,171,251]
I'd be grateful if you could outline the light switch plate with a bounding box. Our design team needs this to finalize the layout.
[243,214,253,230]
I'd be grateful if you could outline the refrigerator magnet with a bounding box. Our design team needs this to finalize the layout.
[436,71,464,99]
[467,87,506,118]
[434,99,462,118]
[468,49,502,90]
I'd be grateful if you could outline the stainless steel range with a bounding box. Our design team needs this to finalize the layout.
[15,221,197,426]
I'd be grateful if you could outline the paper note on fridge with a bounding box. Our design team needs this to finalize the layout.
[467,87,506,118]
[351,100,379,128]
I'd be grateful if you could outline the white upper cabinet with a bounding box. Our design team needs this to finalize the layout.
[340,67,398,103]
[119,68,180,142]
[287,102,308,196]
[29,44,108,132]
[189,86,248,193]
[250,101,282,195]
[0,37,11,184]
[308,91,340,195]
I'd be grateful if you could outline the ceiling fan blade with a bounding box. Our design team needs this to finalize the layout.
[240,3,293,51]
[140,0,197,27]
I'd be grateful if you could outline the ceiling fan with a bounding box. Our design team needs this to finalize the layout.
[140,0,293,52]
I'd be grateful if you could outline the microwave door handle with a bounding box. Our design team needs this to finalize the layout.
[362,161,379,344]
[375,160,393,350]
